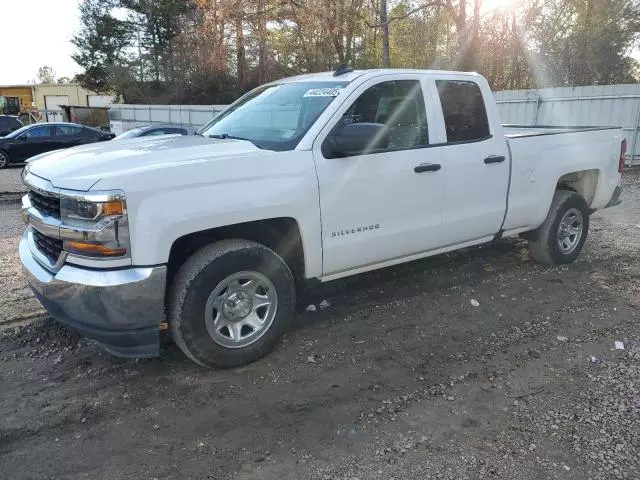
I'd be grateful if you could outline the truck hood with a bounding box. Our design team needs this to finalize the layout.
[27,135,263,191]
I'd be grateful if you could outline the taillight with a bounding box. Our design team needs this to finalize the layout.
[619,139,627,173]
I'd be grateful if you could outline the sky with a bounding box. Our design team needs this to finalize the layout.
[0,0,81,85]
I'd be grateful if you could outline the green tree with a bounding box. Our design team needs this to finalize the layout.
[119,0,194,83]
[529,0,640,86]
[70,0,640,104]
[71,0,132,93]
[37,65,56,83]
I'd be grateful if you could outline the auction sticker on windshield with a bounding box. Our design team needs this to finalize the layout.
[303,87,343,97]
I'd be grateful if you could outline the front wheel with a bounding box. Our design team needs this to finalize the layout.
[168,239,296,367]
[528,190,590,265]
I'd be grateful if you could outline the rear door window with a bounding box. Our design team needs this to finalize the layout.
[164,128,187,135]
[436,80,490,143]
[55,125,83,136]
[142,129,169,136]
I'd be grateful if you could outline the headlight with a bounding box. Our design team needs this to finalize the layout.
[59,192,130,259]
[61,197,125,223]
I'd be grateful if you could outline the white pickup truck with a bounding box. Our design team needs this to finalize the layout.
[20,68,626,367]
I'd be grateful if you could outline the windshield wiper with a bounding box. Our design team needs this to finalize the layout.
[208,133,262,148]
[209,133,247,141]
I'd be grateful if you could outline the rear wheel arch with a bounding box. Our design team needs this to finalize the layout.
[555,169,599,206]
[527,189,590,265]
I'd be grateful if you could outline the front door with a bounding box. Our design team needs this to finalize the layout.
[313,76,444,276]
[13,125,55,161]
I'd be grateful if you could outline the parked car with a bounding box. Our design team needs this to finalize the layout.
[113,124,195,140]
[20,68,625,367]
[0,115,23,137]
[0,122,114,168]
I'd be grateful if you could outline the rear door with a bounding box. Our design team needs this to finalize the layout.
[427,77,510,246]
[313,75,444,276]
[53,124,85,148]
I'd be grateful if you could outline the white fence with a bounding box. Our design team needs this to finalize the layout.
[108,104,227,136]
[494,84,640,165]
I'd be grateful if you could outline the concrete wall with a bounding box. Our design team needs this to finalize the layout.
[108,104,227,135]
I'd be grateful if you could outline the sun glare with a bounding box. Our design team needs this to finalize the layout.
[482,0,518,13]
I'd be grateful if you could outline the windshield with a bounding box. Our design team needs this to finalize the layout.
[199,81,349,151]
[4,125,34,139]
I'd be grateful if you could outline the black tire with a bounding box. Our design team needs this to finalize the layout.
[0,150,10,169]
[168,239,296,367]
[528,189,589,265]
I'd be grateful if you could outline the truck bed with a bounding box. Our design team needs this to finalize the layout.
[503,125,620,139]
[501,125,624,235]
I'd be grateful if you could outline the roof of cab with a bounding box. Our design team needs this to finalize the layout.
[272,68,483,84]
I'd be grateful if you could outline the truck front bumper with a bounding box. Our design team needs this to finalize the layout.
[19,233,167,358]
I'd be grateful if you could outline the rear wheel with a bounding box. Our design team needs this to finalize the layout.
[528,190,589,265]
[168,239,296,367]
[0,150,9,169]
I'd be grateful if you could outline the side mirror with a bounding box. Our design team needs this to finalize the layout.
[18,135,28,141]
[324,123,389,158]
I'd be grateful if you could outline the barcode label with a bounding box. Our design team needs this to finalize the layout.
[303,88,343,97]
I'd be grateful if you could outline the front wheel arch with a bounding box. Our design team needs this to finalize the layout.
[168,239,296,367]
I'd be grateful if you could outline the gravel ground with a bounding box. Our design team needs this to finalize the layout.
[0,166,26,194]
[0,194,44,325]
[0,170,638,480]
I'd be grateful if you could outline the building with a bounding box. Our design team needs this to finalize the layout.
[0,83,115,121]
[0,85,34,114]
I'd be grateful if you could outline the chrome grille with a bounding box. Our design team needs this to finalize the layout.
[32,230,63,264]
[28,190,60,220]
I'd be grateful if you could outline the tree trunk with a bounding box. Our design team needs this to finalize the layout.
[257,0,268,83]
[235,15,246,89]
[380,0,390,67]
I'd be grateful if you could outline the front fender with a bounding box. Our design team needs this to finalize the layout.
[118,151,324,278]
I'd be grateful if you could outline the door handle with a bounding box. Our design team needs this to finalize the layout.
[414,163,441,173]
[484,155,506,164]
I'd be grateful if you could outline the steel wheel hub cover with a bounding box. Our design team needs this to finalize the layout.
[222,291,252,320]
[557,207,583,254]
[204,271,278,349]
